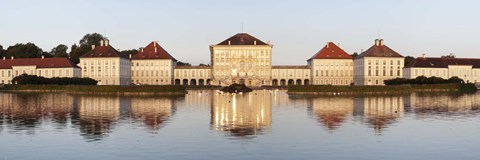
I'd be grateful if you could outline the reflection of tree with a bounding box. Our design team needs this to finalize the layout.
[130,98,175,131]
[211,91,272,139]
[308,97,354,131]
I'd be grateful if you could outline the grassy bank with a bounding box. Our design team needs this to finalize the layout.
[288,83,477,95]
[0,85,186,95]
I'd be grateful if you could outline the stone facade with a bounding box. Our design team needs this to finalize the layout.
[403,57,480,83]
[131,41,176,85]
[80,40,131,85]
[354,39,404,85]
[0,57,81,84]
[209,33,273,86]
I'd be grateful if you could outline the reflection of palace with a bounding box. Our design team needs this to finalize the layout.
[308,97,354,131]
[307,96,404,133]
[130,98,175,131]
[0,93,74,131]
[406,93,480,114]
[211,90,272,138]
[354,96,404,133]
[74,96,123,140]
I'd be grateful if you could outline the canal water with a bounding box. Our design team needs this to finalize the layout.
[1,90,479,160]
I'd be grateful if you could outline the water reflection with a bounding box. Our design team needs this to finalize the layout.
[130,98,175,131]
[355,96,404,134]
[71,96,123,141]
[1,91,480,142]
[211,90,272,139]
[308,97,354,131]
[0,93,74,134]
[406,93,480,117]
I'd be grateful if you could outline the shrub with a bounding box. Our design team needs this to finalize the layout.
[385,76,465,85]
[12,74,97,85]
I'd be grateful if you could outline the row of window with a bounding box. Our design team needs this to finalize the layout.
[367,66,401,77]
[1,69,73,77]
[315,70,353,77]
[367,60,402,66]
[176,70,211,77]
[413,69,479,77]
[133,70,169,77]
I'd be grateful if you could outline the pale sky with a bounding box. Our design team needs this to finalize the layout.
[1,0,479,65]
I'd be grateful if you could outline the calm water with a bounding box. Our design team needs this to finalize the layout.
[1,90,480,160]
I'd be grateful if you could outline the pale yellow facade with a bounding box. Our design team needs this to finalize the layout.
[210,45,273,86]
[80,57,131,85]
[271,66,310,85]
[308,59,354,85]
[131,59,174,85]
[354,57,404,85]
[0,58,81,84]
[174,66,212,85]
[404,65,480,83]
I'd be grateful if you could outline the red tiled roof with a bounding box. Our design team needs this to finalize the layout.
[132,41,176,61]
[217,33,269,45]
[356,39,403,58]
[308,42,352,60]
[0,58,79,69]
[81,44,128,59]
[405,57,480,68]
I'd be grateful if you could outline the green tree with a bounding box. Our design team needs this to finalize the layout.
[176,61,191,66]
[69,33,105,64]
[441,53,455,58]
[80,33,104,46]
[350,52,358,59]
[51,44,69,58]
[120,49,138,58]
[69,44,91,64]
[0,44,5,58]
[404,56,415,66]
[5,43,43,58]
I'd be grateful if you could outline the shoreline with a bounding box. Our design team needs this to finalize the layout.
[287,83,477,95]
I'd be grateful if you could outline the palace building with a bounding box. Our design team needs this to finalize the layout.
[209,33,273,86]
[131,41,176,85]
[354,39,404,85]
[403,56,480,83]
[308,42,354,85]
[80,40,132,85]
[5,33,480,86]
[0,56,81,84]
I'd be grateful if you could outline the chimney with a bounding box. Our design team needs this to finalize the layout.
[129,54,132,59]
[2,57,5,60]
[140,47,144,52]
[361,49,364,53]
[422,54,426,58]
[105,40,109,46]
[379,39,384,46]
[100,40,104,46]
[326,42,329,48]
[228,41,231,45]
[154,41,156,47]
[155,47,157,53]
[91,45,95,50]
[254,40,257,45]
[41,55,44,59]
[375,39,380,46]
[11,56,14,60]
